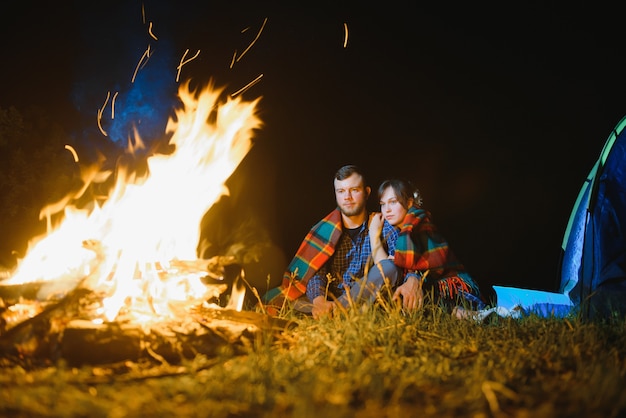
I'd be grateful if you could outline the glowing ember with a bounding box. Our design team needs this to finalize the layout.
[3,81,262,324]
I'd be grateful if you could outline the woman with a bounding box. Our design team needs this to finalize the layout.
[369,179,484,312]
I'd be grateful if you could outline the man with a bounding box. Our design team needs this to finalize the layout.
[262,165,400,318]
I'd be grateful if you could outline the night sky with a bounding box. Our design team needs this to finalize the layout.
[2,1,625,295]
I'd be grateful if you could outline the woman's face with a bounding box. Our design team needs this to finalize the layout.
[379,186,409,227]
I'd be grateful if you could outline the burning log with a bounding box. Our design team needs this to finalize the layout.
[56,306,288,367]
[0,289,292,367]
[60,320,143,366]
[0,287,94,364]
[0,258,293,368]
[0,254,227,332]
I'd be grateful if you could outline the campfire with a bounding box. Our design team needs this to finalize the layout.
[0,81,288,367]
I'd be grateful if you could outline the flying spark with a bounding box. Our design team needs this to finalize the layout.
[97,91,111,136]
[132,45,152,83]
[64,145,79,162]
[235,17,268,63]
[148,21,158,40]
[343,23,349,48]
[111,92,119,119]
[231,74,263,98]
[176,49,201,82]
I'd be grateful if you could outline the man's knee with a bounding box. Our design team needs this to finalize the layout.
[369,259,401,286]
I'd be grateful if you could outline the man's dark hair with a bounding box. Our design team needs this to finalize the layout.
[334,164,368,186]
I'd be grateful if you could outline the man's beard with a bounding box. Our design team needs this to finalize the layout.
[340,201,365,217]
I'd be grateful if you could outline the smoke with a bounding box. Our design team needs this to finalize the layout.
[72,1,178,148]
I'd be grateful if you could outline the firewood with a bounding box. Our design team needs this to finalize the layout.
[60,320,143,366]
[0,287,93,362]
[0,256,295,368]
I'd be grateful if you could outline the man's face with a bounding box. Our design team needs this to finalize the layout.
[334,173,370,217]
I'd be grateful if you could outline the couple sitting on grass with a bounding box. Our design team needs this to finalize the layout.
[262,164,485,319]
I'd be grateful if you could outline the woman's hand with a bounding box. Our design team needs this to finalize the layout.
[312,296,335,319]
[369,213,387,263]
[368,212,383,242]
[392,276,424,311]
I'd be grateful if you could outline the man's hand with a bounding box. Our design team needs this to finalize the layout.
[392,276,423,311]
[312,296,335,319]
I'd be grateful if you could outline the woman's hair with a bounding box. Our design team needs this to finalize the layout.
[377,179,423,209]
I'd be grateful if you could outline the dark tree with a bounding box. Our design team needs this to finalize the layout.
[0,106,79,268]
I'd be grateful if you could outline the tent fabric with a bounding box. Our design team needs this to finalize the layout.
[479,116,626,320]
[491,285,574,318]
[560,115,626,318]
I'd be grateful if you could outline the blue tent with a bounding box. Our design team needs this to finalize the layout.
[485,116,626,319]
[559,115,626,318]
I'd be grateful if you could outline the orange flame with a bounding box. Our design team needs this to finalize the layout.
[4,81,262,324]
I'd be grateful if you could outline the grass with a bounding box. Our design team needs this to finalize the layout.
[1,300,625,418]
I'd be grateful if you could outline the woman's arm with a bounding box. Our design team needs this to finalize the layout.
[369,213,389,263]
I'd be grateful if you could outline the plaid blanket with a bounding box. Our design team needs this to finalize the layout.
[394,206,481,303]
[262,209,343,305]
[393,206,465,273]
